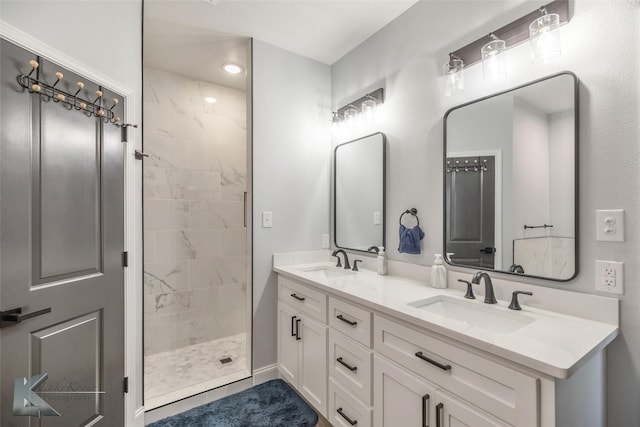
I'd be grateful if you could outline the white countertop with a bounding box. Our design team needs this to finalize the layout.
[274,261,619,379]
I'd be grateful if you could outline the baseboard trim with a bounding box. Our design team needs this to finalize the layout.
[253,364,279,385]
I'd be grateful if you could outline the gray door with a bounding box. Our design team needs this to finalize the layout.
[0,39,125,426]
[445,156,495,269]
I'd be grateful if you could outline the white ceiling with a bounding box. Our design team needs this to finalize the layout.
[144,0,419,88]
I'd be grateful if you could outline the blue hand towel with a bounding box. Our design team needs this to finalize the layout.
[398,224,425,254]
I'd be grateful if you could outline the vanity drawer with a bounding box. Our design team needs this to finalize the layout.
[278,276,327,323]
[328,378,372,427]
[329,329,373,405]
[329,296,372,347]
[374,314,538,427]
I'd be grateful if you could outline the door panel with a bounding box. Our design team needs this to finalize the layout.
[1,38,125,426]
[30,312,104,427]
[435,390,509,427]
[374,355,436,427]
[299,314,327,416]
[446,156,495,269]
[35,92,102,280]
[277,302,299,385]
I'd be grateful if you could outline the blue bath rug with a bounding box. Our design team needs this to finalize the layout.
[147,379,318,427]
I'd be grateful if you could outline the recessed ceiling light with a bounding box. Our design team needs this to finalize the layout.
[204,97,217,104]
[223,63,243,75]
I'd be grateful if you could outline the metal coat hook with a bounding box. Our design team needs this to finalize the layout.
[17,58,138,130]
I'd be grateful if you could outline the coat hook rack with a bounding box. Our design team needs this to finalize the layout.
[17,58,138,129]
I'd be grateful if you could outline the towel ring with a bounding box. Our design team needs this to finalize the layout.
[399,208,420,226]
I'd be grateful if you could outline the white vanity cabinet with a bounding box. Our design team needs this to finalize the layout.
[277,277,328,416]
[275,266,615,427]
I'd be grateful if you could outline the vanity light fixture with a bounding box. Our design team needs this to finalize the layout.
[331,88,384,123]
[443,54,464,97]
[529,8,561,63]
[222,63,243,74]
[481,34,507,80]
[446,0,568,79]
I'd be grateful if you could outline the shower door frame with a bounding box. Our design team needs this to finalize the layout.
[140,39,254,412]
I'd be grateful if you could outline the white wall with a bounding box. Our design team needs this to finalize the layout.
[331,1,639,425]
[0,0,144,423]
[252,40,331,368]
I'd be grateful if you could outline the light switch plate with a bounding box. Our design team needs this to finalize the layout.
[373,211,381,225]
[595,209,624,242]
[262,211,273,228]
[322,234,330,249]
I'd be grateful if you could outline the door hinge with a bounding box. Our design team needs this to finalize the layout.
[122,251,129,267]
[123,377,129,394]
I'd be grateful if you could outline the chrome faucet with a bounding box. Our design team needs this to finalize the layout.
[471,271,497,304]
[331,249,351,270]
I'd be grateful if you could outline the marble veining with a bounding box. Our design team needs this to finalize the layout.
[143,66,248,361]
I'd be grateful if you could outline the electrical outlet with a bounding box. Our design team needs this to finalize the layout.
[595,260,624,294]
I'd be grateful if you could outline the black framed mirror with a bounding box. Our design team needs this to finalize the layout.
[334,132,386,253]
[443,72,578,281]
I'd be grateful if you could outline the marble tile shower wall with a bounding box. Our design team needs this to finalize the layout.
[143,67,247,356]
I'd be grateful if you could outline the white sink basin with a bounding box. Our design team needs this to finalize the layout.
[408,295,535,334]
[297,265,356,279]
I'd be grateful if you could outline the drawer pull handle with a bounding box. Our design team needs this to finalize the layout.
[295,318,301,340]
[422,394,430,427]
[337,407,357,425]
[415,351,451,371]
[436,403,444,427]
[336,314,357,326]
[290,293,306,301]
[336,357,358,372]
[291,315,297,337]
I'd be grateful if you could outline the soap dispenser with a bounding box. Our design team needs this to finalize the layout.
[377,247,388,276]
[431,254,447,289]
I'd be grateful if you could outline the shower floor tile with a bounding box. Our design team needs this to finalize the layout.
[145,333,247,405]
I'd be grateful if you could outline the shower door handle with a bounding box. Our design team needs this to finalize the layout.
[243,192,247,227]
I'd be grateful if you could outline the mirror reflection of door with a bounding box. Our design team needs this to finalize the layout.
[445,156,496,269]
[1,38,125,426]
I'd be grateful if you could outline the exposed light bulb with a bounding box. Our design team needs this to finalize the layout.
[481,37,507,80]
[443,54,464,97]
[361,97,377,122]
[529,11,561,63]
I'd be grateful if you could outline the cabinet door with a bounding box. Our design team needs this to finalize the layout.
[374,355,436,427]
[434,391,509,427]
[277,302,299,385]
[299,313,328,417]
